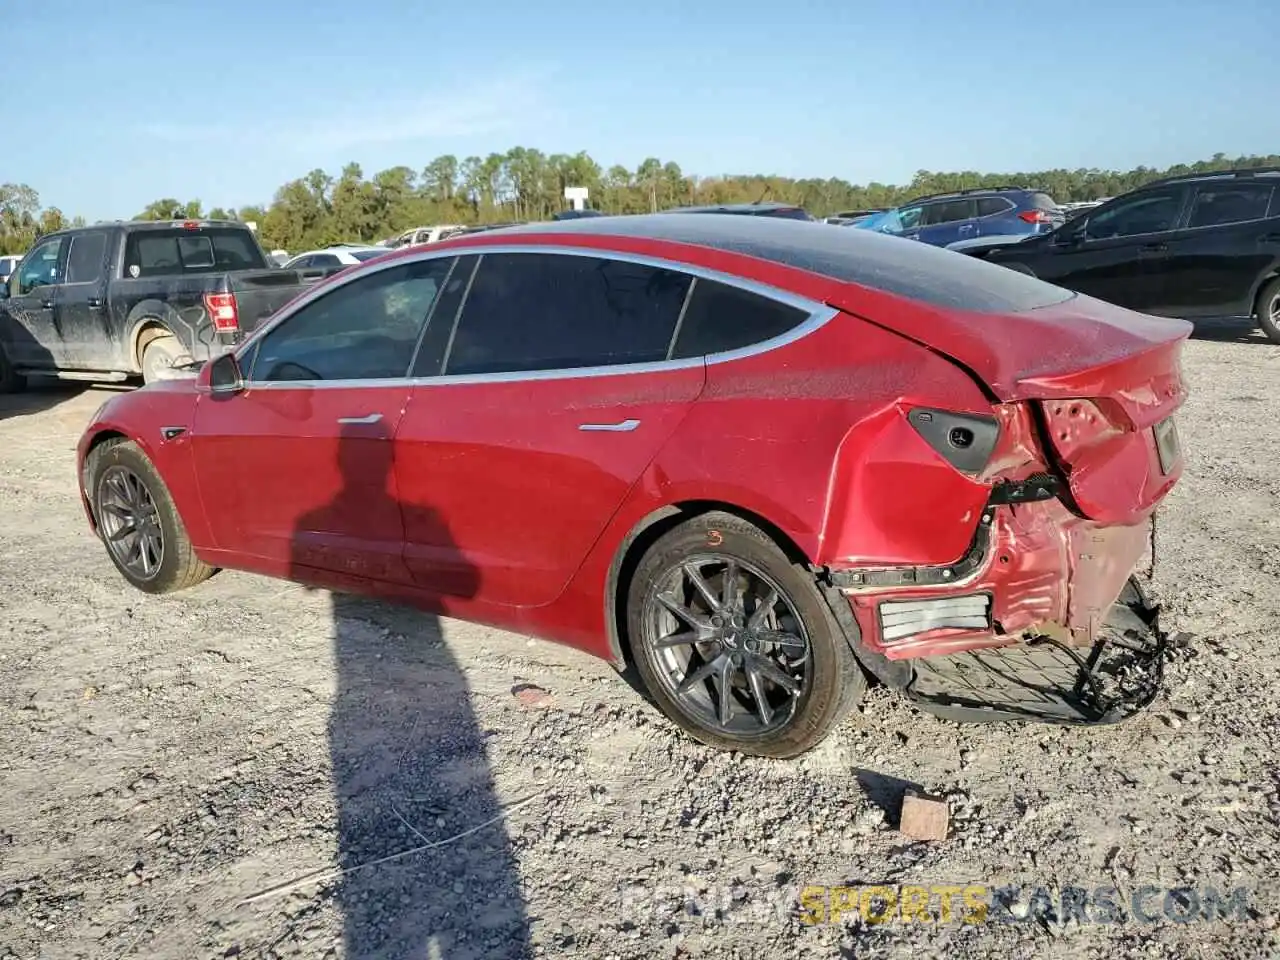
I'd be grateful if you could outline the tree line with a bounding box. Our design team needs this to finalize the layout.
[3,150,1279,256]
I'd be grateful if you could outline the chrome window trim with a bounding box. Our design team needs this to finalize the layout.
[236,243,838,391]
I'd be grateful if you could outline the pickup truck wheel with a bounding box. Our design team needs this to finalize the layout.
[0,349,25,393]
[140,333,193,385]
[87,438,216,594]
[1256,278,1280,345]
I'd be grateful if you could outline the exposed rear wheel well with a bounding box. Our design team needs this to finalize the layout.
[606,499,812,666]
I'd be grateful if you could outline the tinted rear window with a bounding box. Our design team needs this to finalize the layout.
[123,228,266,277]
[761,207,814,221]
[1031,192,1059,211]
[487,215,1079,313]
[352,249,389,261]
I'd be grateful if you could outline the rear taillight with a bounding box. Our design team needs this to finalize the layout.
[1018,209,1053,224]
[203,292,239,333]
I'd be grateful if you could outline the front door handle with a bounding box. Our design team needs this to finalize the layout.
[337,413,383,425]
[1138,242,1168,253]
[1257,234,1280,245]
[579,419,641,432]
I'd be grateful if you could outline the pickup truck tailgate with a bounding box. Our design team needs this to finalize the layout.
[228,269,311,334]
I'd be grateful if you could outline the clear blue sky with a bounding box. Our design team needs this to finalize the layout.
[4,0,1277,221]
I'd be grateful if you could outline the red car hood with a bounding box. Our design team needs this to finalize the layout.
[828,287,1193,403]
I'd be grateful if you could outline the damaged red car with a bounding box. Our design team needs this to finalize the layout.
[76,215,1190,758]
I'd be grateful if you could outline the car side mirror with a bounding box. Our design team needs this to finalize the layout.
[208,351,244,395]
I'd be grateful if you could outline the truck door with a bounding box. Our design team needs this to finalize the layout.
[54,229,116,369]
[0,235,68,371]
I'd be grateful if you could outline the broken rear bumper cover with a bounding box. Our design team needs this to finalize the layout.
[818,479,1176,724]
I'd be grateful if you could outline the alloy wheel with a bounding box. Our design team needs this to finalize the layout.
[97,465,165,580]
[642,554,812,736]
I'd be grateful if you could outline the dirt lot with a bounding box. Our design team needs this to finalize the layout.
[2,326,1279,960]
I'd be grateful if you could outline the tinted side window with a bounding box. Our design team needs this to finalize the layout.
[1085,188,1186,240]
[16,236,64,294]
[65,232,109,284]
[312,254,343,268]
[444,253,691,375]
[924,199,976,225]
[977,197,1013,217]
[1187,184,1274,228]
[672,279,810,359]
[251,257,454,382]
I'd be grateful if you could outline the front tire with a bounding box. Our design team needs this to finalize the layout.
[87,439,215,594]
[1255,277,1280,345]
[625,511,864,758]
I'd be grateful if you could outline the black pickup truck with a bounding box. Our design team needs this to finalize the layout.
[0,219,312,391]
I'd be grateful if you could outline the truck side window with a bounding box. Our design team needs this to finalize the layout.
[15,237,65,295]
[65,232,110,284]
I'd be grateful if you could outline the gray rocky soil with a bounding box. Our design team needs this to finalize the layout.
[1,324,1278,959]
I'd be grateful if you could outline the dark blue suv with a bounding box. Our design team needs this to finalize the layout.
[853,187,1064,247]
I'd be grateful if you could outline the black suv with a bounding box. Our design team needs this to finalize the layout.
[983,168,1280,342]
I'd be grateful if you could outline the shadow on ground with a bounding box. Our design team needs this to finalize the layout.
[291,423,532,959]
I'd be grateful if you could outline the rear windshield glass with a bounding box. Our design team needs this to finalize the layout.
[123,228,266,277]
[760,207,814,221]
[1031,192,1059,211]
[351,249,389,261]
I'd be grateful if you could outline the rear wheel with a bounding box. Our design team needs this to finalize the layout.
[87,439,215,594]
[625,511,864,758]
[0,348,26,393]
[1255,277,1280,345]
[139,332,192,386]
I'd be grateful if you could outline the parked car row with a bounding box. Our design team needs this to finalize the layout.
[955,168,1280,343]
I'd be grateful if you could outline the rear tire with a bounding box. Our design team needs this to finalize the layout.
[140,332,193,386]
[1255,277,1280,345]
[625,511,864,759]
[87,439,215,594]
[0,348,26,393]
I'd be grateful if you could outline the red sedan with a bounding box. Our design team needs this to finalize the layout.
[76,215,1190,757]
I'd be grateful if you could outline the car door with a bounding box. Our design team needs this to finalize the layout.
[53,228,115,368]
[191,255,456,582]
[1153,182,1277,318]
[393,249,705,607]
[1026,185,1191,311]
[0,235,68,370]
[917,199,977,247]
[973,195,1016,238]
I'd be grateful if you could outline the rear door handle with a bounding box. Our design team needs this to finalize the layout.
[337,413,383,424]
[87,297,103,308]
[1257,234,1280,245]
[1138,242,1168,254]
[578,419,640,432]
[39,298,54,309]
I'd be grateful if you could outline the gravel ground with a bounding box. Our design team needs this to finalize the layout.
[1,325,1278,960]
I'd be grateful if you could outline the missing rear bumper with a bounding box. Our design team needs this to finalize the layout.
[901,576,1180,725]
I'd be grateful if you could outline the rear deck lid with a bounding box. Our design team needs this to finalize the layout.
[828,284,1192,524]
